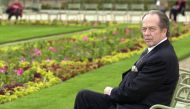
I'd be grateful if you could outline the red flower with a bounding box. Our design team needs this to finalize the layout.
[48,47,57,52]
[33,48,42,56]
[112,31,119,35]
[125,28,130,35]
[120,38,126,43]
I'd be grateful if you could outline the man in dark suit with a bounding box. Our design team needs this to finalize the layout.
[74,10,179,109]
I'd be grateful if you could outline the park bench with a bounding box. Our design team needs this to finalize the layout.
[68,3,81,10]
[130,4,144,11]
[113,4,129,22]
[128,4,145,23]
[83,4,98,21]
[150,85,190,109]
[147,4,159,10]
[84,4,98,10]
[150,69,190,109]
[25,3,41,12]
[22,3,43,20]
[65,3,82,21]
[98,3,113,22]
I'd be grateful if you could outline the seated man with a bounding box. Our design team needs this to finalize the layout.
[74,10,179,109]
[6,0,23,20]
[169,0,186,22]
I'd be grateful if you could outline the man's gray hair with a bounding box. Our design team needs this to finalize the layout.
[142,10,170,37]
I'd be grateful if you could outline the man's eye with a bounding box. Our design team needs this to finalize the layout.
[141,27,157,32]
[149,27,157,31]
[141,28,147,31]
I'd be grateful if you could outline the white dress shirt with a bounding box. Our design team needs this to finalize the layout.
[147,37,167,53]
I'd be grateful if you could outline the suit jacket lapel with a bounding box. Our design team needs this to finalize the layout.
[122,40,170,79]
[136,39,170,69]
[135,49,148,67]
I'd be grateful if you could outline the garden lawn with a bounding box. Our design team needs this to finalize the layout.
[0,36,190,109]
[0,25,91,44]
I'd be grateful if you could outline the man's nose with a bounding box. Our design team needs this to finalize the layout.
[144,29,151,35]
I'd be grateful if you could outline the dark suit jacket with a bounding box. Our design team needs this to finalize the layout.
[110,40,179,109]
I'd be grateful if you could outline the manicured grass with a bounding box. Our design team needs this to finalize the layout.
[0,36,190,109]
[173,35,190,60]
[0,25,91,44]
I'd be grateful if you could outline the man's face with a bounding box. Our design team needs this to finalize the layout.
[141,14,167,47]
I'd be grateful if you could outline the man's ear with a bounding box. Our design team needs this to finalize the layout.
[162,28,167,37]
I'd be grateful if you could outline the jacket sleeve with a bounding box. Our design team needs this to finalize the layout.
[110,58,167,103]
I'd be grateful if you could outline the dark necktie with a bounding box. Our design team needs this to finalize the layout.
[136,49,148,66]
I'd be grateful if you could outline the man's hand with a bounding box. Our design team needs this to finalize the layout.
[104,86,113,95]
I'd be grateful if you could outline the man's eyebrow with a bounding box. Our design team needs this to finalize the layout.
[141,26,158,28]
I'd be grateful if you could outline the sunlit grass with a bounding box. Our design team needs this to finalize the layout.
[0,25,91,44]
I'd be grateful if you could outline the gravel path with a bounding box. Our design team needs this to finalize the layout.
[179,57,190,71]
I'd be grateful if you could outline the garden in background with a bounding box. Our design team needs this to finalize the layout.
[0,20,190,106]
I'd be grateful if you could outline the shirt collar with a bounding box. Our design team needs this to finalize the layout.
[147,37,167,53]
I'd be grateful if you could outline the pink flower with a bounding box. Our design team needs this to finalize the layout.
[0,66,8,74]
[16,68,24,76]
[20,57,26,62]
[48,47,57,52]
[112,31,119,35]
[82,36,89,41]
[33,48,42,56]
[125,28,130,35]
[120,38,126,43]
[0,68,6,73]
[46,58,51,62]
